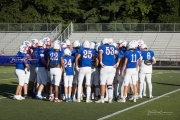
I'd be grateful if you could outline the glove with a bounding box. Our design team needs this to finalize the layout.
[76,67,80,71]
[118,70,121,76]
[91,68,96,73]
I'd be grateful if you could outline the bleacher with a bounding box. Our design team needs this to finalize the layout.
[0,33,49,55]
[68,32,180,61]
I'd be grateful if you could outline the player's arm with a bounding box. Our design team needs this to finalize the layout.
[121,58,127,77]
[23,57,30,71]
[75,54,81,71]
[99,50,105,67]
[61,56,65,73]
[152,57,156,65]
[47,57,50,71]
[95,55,99,67]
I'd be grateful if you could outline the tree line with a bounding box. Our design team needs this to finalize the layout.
[0,0,179,29]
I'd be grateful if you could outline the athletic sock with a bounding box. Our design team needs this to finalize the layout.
[86,86,91,100]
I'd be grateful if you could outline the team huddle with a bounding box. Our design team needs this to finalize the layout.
[13,37,156,103]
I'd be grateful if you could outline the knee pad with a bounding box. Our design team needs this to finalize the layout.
[107,84,112,89]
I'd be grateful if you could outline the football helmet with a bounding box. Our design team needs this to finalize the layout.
[19,45,27,53]
[23,41,31,47]
[30,39,38,47]
[120,40,127,47]
[140,43,148,50]
[64,48,71,56]
[101,38,109,45]
[109,38,113,44]
[43,37,51,46]
[53,42,60,50]
[38,39,44,47]
[128,41,136,49]
[131,40,138,48]
[90,42,96,49]
[83,40,90,48]
[137,39,144,46]
[73,40,80,47]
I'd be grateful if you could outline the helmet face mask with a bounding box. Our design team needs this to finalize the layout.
[30,39,38,48]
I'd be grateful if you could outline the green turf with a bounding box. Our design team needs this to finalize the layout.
[0,67,180,120]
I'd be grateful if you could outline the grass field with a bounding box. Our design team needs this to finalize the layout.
[0,66,180,120]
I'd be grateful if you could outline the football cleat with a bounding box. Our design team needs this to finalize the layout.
[86,99,92,103]
[13,95,22,100]
[117,98,126,103]
[68,98,72,102]
[36,95,43,100]
[73,97,77,102]
[54,99,62,103]
[65,98,69,102]
[95,99,104,103]
[143,93,146,96]
[138,95,142,98]
[108,99,112,103]
[76,99,81,102]
[133,98,136,102]
[20,96,25,100]
[149,96,153,98]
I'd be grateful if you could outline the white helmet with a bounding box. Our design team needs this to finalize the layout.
[19,45,27,53]
[109,38,113,44]
[64,39,71,46]
[54,40,60,44]
[120,40,127,47]
[38,39,44,47]
[64,48,71,56]
[53,42,60,50]
[118,39,125,44]
[128,41,136,49]
[73,40,80,47]
[83,40,90,48]
[95,43,100,52]
[30,39,38,47]
[137,39,144,46]
[101,38,109,45]
[43,37,51,46]
[111,42,117,47]
[140,43,148,50]
[131,40,138,48]
[23,41,31,47]
[90,42,96,49]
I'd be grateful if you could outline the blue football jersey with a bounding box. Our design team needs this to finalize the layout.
[99,44,116,66]
[119,47,127,58]
[48,49,62,65]
[141,50,154,61]
[36,48,46,67]
[78,48,95,67]
[15,52,26,70]
[125,50,140,68]
[63,56,75,75]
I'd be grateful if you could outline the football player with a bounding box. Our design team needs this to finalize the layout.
[35,40,48,99]
[28,39,38,98]
[139,44,156,98]
[75,40,95,103]
[63,48,75,102]
[118,41,140,102]
[71,40,80,101]
[95,38,118,103]
[13,45,30,100]
[47,41,64,102]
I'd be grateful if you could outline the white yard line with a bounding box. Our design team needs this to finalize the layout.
[97,88,180,120]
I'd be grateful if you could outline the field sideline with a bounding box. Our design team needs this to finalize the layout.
[0,66,180,120]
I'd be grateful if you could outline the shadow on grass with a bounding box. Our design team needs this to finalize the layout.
[0,83,16,98]
[153,82,180,87]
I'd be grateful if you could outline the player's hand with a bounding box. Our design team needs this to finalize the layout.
[118,70,121,76]
[121,71,124,77]
[76,67,80,71]
[27,68,30,72]
[100,62,105,68]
